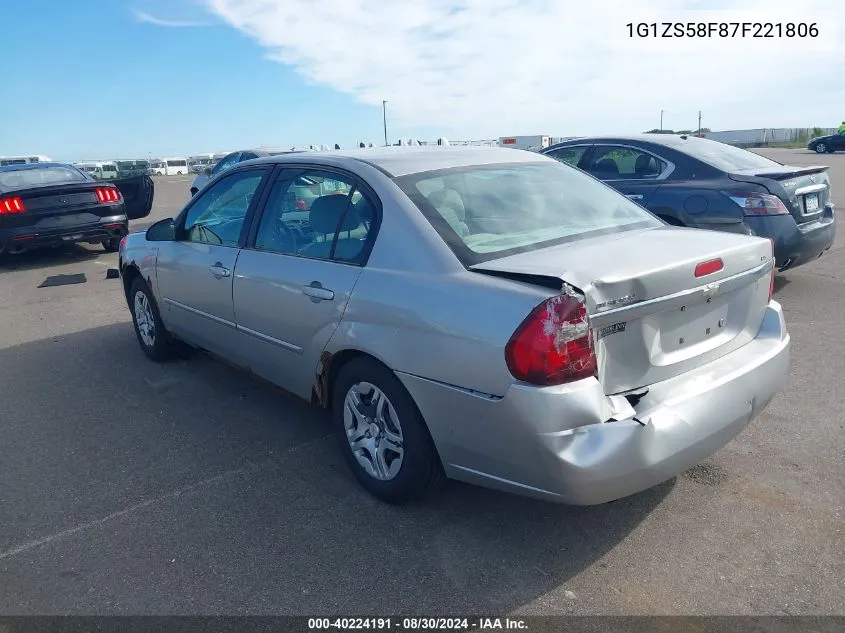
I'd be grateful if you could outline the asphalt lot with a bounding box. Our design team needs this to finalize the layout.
[1,153,843,616]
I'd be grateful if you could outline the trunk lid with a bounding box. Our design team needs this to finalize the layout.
[471,226,773,394]
[729,165,831,224]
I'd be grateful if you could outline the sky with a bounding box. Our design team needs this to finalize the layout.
[1,0,843,162]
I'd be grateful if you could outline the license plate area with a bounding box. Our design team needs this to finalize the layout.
[36,213,98,228]
[804,193,820,214]
[645,292,735,363]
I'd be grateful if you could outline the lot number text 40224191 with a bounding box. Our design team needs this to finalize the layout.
[626,22,819,38]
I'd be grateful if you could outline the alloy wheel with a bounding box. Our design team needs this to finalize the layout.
[133,291,156,347]
[343,381,405,481]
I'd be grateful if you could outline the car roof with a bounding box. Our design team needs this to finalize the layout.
[246,145,551,177]
[0,161,77,173]
[547,133,715,150]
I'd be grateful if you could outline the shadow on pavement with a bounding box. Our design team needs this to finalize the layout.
[773,274,792,294]
[0,323,673,614]
[0,244,105,274]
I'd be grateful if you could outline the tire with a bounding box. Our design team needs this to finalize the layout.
[332,357,444,504]
[102,237,120,252]
[129,277,177,362]
[815,143,827,154]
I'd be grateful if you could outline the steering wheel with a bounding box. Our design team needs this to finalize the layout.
[271,218,299,253]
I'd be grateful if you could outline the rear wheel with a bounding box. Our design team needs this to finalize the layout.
[332,357,444,504]
[815,143,827,154]
[129,277,177,362]
[102,237,120,252]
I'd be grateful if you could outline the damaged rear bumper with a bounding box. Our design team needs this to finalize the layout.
[397,301,790,505]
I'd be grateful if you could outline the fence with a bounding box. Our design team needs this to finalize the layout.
[702,128,836,148]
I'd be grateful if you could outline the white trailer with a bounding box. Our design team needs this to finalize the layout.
[498,135,552,151]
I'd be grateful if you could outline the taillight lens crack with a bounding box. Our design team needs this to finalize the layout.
[506,293,598,386]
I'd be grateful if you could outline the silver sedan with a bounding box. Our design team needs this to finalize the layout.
[119,147,790,505]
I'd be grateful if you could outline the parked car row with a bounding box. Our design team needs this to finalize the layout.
[119,144,797,506]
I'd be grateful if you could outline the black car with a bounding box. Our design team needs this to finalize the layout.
[0,162,153,257]
[542,134,836,271]
[190,148,307,196]
[807,130,845,154]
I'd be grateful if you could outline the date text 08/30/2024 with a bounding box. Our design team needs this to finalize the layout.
[308,617,528,630]
[626,22,818,38]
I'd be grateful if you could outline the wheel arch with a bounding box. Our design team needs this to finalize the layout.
[121,263,143,306]
[313,347,395,410]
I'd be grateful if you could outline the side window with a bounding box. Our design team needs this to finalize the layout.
[254,170,375,265]
[183,169,265,247]
[545,146,588,168]
[211,153,240,176]
[584,146,667,180]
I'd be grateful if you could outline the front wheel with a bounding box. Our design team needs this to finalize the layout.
[332,357,444,504]
[815,143,827,154]
[129,277,177,362]
[102,237,120,252]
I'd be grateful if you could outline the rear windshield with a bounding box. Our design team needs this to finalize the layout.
[682,139,784,172]
[395,161,662,265]
[0,165,87,189]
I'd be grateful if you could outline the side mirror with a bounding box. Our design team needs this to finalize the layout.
[146,218,176,242]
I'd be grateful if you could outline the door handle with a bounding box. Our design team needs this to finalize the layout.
[301,281,334,301]
[209,263,231,278]
[625,194,644,200]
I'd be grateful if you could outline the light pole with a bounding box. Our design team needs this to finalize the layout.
[382,100,388,146]
[698,110,702,136]
[660,110,664,131]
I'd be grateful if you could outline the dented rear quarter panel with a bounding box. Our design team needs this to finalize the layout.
[325,266,555,398]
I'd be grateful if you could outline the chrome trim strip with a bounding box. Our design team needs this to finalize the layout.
[589,259,774,327]
[236,324,303,354]
[163,298,236,328]
[794,183,827,196]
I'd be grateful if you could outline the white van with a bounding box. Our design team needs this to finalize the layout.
[74,161,119,180]
[148,159,165,176]
[0,154,52,166]
[162,157,188,175]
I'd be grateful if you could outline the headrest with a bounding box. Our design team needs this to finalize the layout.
[309,195,359,234]
[634,153,658,175]
[427,188,465,221]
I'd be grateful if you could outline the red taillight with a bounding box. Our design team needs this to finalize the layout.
[0,196,25,214]
[95,187,121,203]
[694,258,724,278]
[505,293,597,386]
[767,238,776,301]
[726,191,789,216]
[295,199,307,210]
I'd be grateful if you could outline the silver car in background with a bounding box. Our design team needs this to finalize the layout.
[119,147,790,505]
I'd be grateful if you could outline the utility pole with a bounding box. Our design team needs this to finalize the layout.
[660,110,664,131]
[382,100,388,146]
[698,110,702,136]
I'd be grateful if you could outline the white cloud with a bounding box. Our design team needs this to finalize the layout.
[131,8,211,28]
[202,0,845,136]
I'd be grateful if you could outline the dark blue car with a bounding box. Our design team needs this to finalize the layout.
[542,134,836,271]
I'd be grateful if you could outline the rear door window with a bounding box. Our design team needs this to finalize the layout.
[584,146,668,180]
